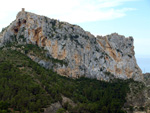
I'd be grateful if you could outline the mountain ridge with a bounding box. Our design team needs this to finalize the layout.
[0,9,142,81]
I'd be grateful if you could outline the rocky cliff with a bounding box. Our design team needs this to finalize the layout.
[0,10,142,81]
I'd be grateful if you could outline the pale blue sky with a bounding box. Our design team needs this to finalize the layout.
[0,0,150,73]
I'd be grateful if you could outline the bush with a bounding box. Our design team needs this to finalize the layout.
[56,108,66,113]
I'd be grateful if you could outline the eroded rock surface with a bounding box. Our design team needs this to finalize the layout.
[0,10,142,81]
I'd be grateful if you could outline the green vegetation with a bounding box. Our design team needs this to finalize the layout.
[10,35,17,42]
[21,44,68,66]
[0,101,10,113]
[0,50,52,112]
[0,44,139,113]
[18,35,26,42]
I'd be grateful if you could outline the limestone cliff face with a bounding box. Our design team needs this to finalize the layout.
[0,10,142,81]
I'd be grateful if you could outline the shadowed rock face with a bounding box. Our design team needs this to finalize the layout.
[0,10,143,81]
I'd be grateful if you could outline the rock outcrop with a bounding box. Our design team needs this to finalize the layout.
[0,9,142,81]
[124,73,150,112]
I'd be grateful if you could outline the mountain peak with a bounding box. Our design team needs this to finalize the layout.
[0,10,143,81]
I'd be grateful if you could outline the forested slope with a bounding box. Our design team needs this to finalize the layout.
[0,44,134,113]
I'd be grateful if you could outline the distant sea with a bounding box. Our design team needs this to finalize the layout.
[136,57,150,73]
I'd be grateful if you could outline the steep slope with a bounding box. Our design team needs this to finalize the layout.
[124,73,150,112]
[0,46,131,113]
[0,9,142,81]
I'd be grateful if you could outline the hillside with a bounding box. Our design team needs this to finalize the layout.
[0,45,132,113]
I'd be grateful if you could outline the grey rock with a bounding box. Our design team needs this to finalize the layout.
[0,10,143,81]
[44,102,62,113]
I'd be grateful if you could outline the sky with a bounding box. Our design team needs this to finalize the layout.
[0,0,150,73]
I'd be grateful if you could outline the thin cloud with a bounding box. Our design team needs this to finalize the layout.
[0,0,137,28]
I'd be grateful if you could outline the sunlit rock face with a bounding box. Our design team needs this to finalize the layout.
[0,10,143,81]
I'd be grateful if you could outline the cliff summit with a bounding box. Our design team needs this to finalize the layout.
[0,9,143,81]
